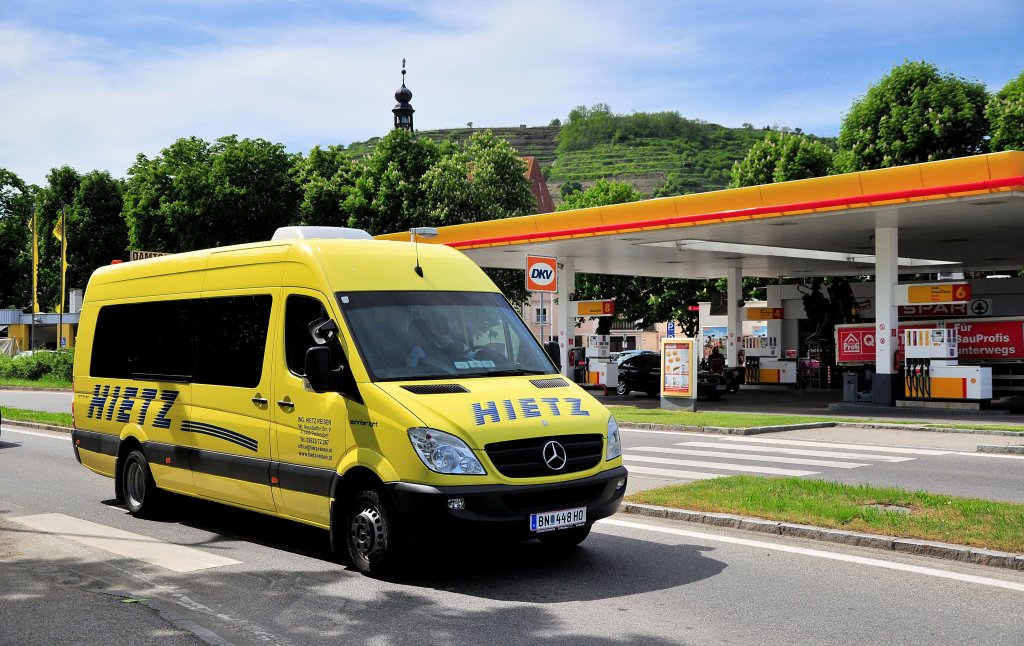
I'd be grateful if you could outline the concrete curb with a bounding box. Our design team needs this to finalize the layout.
[838,421,1024,437]
[0,419,71,434]
[976,444,1024,455]
[622,502,1024,571]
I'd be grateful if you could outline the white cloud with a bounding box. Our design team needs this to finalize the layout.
[2,0,1022,186]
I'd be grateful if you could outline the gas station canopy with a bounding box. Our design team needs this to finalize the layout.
[379,152,1024,280]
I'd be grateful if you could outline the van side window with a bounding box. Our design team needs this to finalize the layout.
[194,295,272,388]
[285,295,343,377]
[90,295,271,386]
[91,300,196,380]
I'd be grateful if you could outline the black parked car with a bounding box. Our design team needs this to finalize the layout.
[616,353,730,399]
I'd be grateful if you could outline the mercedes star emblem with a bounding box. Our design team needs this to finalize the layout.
[542,440,568,471]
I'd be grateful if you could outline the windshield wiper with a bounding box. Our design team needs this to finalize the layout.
[458,368,549,377]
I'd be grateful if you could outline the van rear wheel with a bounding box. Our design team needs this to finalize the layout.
[122,449,161,517]
[345,488,403,575]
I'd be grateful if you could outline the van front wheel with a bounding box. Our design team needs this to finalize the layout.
[345,488,402,575]
[122,450,160,517]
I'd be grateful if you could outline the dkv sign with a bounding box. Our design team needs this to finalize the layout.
[526,255,557,292]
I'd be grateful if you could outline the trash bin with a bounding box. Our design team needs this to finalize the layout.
[843,371,859,402]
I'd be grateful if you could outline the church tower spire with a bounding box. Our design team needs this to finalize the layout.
[392,59,415,131]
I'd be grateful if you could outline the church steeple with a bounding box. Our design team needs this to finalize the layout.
[392,59,415,131]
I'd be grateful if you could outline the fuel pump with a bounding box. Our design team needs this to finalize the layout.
[903,328,990,402]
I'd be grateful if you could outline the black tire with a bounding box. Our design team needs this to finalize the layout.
[121,449,161,517]
[344,488,403,575]
[538,524,592,549]
[727,381,740,394]
[615,381,630,396]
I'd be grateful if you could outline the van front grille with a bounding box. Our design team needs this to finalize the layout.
[484,434,603,478]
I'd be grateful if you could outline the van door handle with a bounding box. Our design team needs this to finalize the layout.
[277,398,294,410]
[252,396,268,405]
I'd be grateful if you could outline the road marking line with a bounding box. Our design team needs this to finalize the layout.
[1,428,70,441]
[621,428,710,436]
[630,446,869,468]
[598,518,1024,593]
[716,436,952,455]
[10,513,240,573]
[623,454,818,476]
[673,441,916,463]
[955,452,1024,460]
[622,465,727,480]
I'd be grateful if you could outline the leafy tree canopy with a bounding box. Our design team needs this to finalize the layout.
[729,132,835,187]
[0,169,33,309]
[837,60,989,171]
[124,135,300,252]
[986,70,1024,152]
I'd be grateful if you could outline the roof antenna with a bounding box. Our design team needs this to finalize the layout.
[410,227,438,277]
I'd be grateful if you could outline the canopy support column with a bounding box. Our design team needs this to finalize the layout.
[874,227,898,405]
[726,266,743,367]
[557,257,576,380]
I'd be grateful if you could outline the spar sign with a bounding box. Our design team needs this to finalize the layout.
[526,255,557,292]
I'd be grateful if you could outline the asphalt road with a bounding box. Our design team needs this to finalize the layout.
[621,426,1024,503]
[2,423,1024,645]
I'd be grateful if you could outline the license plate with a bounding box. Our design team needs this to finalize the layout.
[530,506,587,533]
[715,384,727,390]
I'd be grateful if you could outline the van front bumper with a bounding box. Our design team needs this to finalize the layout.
[386,466,628,540]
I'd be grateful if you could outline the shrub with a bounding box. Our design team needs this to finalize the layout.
[0,349,74,382]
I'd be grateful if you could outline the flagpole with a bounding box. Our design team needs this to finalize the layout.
[58,204,65,348]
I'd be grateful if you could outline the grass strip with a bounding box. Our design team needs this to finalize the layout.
[0,376,72,389]
[1,406,73,428]
[608,405,1024,433]
[627,476,1024,553]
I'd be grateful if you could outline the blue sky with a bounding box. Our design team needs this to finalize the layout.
[2,0,1022,186]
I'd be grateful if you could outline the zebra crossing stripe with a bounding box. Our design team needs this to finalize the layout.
[630,446,869,469]
[673,441,916,463]
[621,465,727,480]
[623,454,818,477]
[713,436,951,456]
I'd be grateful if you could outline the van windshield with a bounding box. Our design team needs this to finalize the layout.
[336,291,557,382]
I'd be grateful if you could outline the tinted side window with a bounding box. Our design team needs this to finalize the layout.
[194,295,272,388]
[90,300,196,379]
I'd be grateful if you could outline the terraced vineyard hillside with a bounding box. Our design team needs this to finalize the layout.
[343,118,829,203]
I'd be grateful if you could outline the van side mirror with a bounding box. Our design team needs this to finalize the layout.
[304,346,333,392]
[308,318,339,345]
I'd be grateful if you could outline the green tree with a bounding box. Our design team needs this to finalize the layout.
[0,169,34,309]
[421,131,534,224]
[558,178,643,209]
[986,71,1024,151]
[34,166,80,311]
[124,135,300,252]
[729,132,835,187]
[66,171,128,289]
[343,128,443,235]
[293,145,361,226]
[838,60,989,171]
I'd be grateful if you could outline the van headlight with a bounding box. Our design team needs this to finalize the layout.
[407,428,487,475]
[606,415,622,460]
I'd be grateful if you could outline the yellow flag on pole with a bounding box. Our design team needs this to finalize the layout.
[30,205,39,313]
[53,209,68,314]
